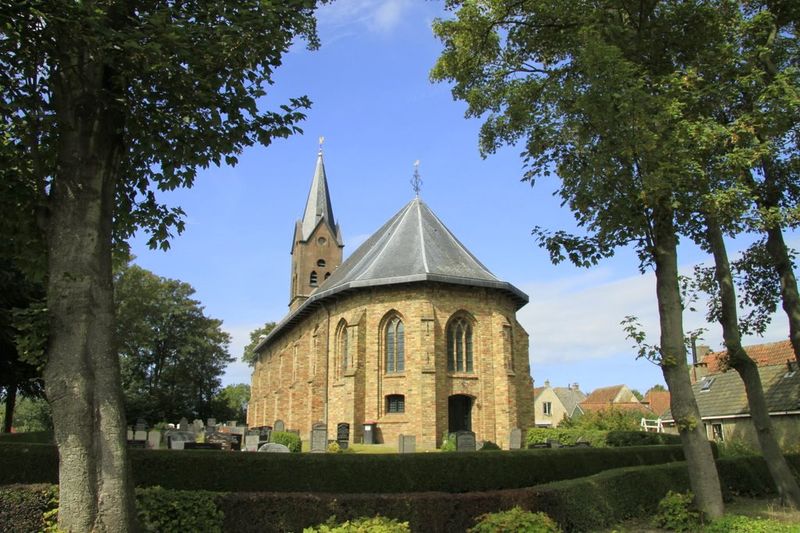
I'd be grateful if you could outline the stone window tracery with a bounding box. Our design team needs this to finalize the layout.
[385,316,405,373]
[447,315,474,373]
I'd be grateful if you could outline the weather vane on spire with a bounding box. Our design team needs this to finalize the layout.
[318,136,325,153]
[411,160,422,197]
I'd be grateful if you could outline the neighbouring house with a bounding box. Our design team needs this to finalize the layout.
[579,384,650,414]
[247,150,536,449]
[533,381,585,427]
[663,340,800,448]
[642,390,671,418]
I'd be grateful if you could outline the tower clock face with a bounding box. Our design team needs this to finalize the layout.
[317,237,327,245]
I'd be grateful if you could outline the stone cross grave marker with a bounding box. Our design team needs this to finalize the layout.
[455,430,476,452]
[509,428,522,450]
[310,422,327,453]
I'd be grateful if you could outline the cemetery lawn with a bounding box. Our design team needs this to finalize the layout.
[346,443,398,454]
[601,496,800,532]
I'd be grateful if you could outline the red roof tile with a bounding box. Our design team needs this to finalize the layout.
[701,340,795,373]
[582,385,626,404]
[643,390,671,417]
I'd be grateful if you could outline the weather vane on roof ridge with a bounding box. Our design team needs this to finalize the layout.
[318,135,325,154]
[411,160,422,197]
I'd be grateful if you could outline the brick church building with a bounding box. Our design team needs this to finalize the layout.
[247,150,535,449]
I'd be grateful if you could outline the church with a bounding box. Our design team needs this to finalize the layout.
[247,150,536,449]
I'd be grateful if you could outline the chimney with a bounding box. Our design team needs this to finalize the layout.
[544,379,550,388]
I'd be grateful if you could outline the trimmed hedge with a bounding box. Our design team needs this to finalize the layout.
[526,428,682,448]
[0,443,687,493]
[2,455,798,533]
[0,484,56,533]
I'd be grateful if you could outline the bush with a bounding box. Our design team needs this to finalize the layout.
[303,515,410,532]
[441,432,456,451]
[526,428,607,448]
[0,442,689,493]
[468,507,561,532]
[717,439,759,458]
[137,486,224,533]
[704,514,800,533]
[0,484,56,532]
[651,490,700,532]
[270,431,301,453]
[479,440,501,451]
[606,431,681,447]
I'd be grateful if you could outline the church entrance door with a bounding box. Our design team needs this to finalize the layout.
[448,394,473,433]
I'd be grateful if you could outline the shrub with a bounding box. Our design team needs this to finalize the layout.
[704,514,799,533]
[0,484,56,532]
[303,515,410,533]
[441,432,456,451]
[270,431,301,453]
[606,431,681,447]
[137,486,224,533]
[479,440,501,451]
[526,428,607,448]
[717,439,758,458]
[651,490,700,532]
[468,507,561,533]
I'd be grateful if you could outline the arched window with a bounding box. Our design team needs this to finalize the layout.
[385,316,404,373]
[336,320,348,379]
[447,316,473,373]
[317,259,326,267]
[310,271,318,287]
[386,394,405,413]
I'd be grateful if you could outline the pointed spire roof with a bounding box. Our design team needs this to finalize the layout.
[299,150,341,244]
[260,197,528,350]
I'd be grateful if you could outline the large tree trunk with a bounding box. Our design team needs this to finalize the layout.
[764,224,800,365]
[43,51,137,531]
[2,382,17,433]
[706,219,800,508]
[652,205,724,519]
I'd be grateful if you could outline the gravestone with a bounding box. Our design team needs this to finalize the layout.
[336,422,350,449]
[206,418,217,428]
[147,429,162,449]
[274,419,285,432]
[134,418,147,432]
[455,430,476,452]
[134,429,148,442]
[258,442,290,453]
[310,422,327,453]
[165,430,194,450]
[193,419,204,433]
[127,440,146,448]
[398,434,416,454]
[244,434,260,452]
[207,431,236,451]
[509,428,522,450]
[184,442,222,451]
[126,428,134,440]
[178,417,189,431]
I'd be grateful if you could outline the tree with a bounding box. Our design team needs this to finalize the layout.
[1,2,321,529]
[243,322,277,366]
[630,389,644,402]
[646,384,667,395]
[561,407,642,432]
[115,262,233,424]
[432,0,727,518]
[211,383,251,423]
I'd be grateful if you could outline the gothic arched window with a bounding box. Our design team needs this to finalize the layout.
[385,316,404,373]
[336,320,348,379]
[447,316,474,373]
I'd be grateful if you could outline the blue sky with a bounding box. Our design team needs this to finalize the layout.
[130,0,793,396]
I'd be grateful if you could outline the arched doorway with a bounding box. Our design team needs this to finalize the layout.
[448,394,473,433]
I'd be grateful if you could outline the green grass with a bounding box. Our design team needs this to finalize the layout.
[0,431,53,444]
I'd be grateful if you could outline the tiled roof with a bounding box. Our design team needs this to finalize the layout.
[533,387,545,400]
[643,390,671,417]
[553,387,586,417]
[663,364,800,421]
[582,385,627,405]
[701,340,795,373]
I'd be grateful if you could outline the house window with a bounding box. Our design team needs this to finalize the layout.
[700,377,715,392]
[310,271,318,287]
[711,423,724,442]
[386,394,405,413]
[447,316,474,373]
[385,316,405,373]
[543,402,552,416]
[317,259,326,267]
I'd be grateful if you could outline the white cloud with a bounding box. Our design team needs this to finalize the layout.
[317,0,413,36]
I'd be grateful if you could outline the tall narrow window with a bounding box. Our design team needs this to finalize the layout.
[447,316,474,373]
[310,271,318,287]
[385,316,405,373]
[336,321,348,379]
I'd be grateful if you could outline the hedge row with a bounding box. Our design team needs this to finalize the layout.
[526,428,682,448]
[5,455,795,532]
[0,443,687,493]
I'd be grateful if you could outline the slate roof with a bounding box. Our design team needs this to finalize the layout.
[700,340,795,373]
[258,197,528,351]
[296,151,342,246]
[553,387,587,417]
[662,364,800,421]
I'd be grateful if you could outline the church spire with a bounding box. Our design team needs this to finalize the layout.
[300,148,339,244]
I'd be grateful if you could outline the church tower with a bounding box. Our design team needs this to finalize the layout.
[289,148,343,311]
